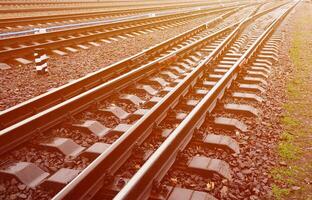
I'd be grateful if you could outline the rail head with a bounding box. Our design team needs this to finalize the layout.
[0,4,239,45]
[0,7,242,132]
[0,0,241,14]
[0,7,242,161]
[50,20,240,200]
[112,2,298,200]
[48,2,293,199]
[0,2,287,200]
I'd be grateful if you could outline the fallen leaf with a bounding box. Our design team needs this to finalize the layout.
[206,182,215,191]
[291,186,301,191]
[170,178,178,184]
[134,164,140,169]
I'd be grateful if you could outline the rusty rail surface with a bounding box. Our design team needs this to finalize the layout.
[113,2,298,200]
[0,0,184,6]
[0,1,239,28]
[50,3,291,200]
[0,2,294,200]
[51,21,239,200]
[0,4,245,154]
[0,6,240,62]
[0,7,241,131]
[0,0,237,14]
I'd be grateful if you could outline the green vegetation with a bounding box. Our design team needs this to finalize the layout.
[281,116,300,129]
[272,184,290,200]
[277,131,300,160]
[271,165,304,185]
[286,83,300,98]
[278,141,300,160]
[280,131,294,141]
[271,5,312,199]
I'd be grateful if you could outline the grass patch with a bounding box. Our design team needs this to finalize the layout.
[271,167,297,185]
[281,116,300,128]
[272,184,290,200]
[283,103,308,114]
[278,132,300,160]
[278,141,300,160]
[280,131,294,141]
[282,103,294,113]
[272,5,312,199]
[287,82,300,97]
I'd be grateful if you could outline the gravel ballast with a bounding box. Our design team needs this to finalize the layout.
[0,14,222,111]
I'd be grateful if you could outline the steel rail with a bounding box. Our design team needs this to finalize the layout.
[113,2,298,200]
[52,20,241,200]
[0,6,219,33]
[0,2,287,200]
[0,6,238,61]
[51,2,288,199]
[0,8,240,131]
[0,5,245,155]
[0,4,240,39]
[0,7,245,198]
[0,5,235,46]
[0,0,174,5]
[0,0,237,14]
[0,2,239,28]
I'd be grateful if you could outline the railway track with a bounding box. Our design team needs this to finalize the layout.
[0,1,297,200]
[0,0,237,14]
[0,5,241,64]
[0,4,258,131]
[0,0,174,6]
[110,7,294,200]
[56,3,296,200]
[0,2,243,35]
[0,2,241,29]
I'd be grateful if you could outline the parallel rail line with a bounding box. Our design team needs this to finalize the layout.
[0,5,246,146]
[51,3,296,199]
[0,1,185,6]
[0,5,255,133]
[0,2,296,200]
[0,2,240,29]
[0,5,240,63]
[0,0,237,14]
[112,2,297,200]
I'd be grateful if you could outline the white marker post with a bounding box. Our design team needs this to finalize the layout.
[34,28,48,74]
[34,48,48,74]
